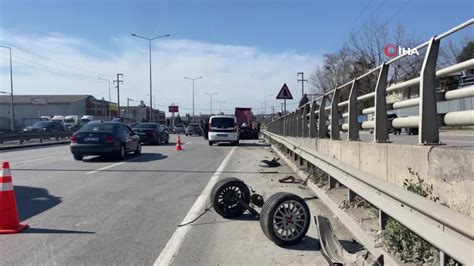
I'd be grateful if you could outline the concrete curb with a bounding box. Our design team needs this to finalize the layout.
[0,141,70,151]
[269,141,399,266]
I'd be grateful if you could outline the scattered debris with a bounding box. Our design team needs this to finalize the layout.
[303,196,318,201]
[260,157,281,167]
[278,175,303,184]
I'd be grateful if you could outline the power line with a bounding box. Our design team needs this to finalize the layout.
[0,40,110,78]
[0,50,96,81]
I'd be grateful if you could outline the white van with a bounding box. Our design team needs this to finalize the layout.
[208,115,239,146]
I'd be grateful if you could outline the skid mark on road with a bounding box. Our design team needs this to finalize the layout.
[154,146,236,265]
[85,154,152,174]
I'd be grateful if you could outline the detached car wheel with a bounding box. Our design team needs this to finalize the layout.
[73,154,83,161]
[211,177,251,218]
[260,192,310,246]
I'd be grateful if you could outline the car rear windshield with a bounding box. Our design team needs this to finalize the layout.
[188,124,200,128]
[79,123,116,132]
[64,119,75,123]
[211,118,234,128]
[135,123,157,129]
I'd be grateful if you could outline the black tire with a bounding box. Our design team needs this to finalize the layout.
[117,145,126,160]
[208,141,213,146]
[73,153,83,161]
[260,192,310,246]
[210,177,251,218]
[165,136,169,144]
[135,142,141,155]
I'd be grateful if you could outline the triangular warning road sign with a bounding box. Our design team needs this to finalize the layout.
[276,83,293,100]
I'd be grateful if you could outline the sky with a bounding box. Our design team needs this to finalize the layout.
[0,0,473,115]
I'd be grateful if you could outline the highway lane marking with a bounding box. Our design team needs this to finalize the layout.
[154,146,237,265]
[12,156,56,165]
[86,162,125,174]
[85,154,151,174]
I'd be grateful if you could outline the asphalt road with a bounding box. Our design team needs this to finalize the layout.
[0,135,235,265]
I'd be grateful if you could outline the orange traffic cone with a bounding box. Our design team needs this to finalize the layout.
[176,135,183,151]
[0,162,29,234]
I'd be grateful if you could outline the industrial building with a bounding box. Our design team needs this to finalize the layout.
[0,95,165,130]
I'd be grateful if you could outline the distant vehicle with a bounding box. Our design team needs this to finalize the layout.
[23,121,66,132]
[235,107,259,139]
[174,125,185,134]
[185,123,203,136]
[64,115,80,131]
[69,121,141,161]
[208,115,239,146]
[132,123,169,145]
[80,115,95,127]
[51,115,65,122]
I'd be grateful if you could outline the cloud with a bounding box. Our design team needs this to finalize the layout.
[0,29,320,115]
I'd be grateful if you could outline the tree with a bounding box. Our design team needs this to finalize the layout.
[299,93,309,108]
[309,19,423,106]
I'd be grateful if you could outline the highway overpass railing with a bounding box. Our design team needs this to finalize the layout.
[267,19,474,144]
[0,132,71,144]
[265,19,474,264]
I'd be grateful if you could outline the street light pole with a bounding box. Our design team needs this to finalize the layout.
[0,45,14,132]
[205,92,218,115]
[264,94,272,116]
[184,76,202,122]
[216,100,225,113]
[98,77,111,102]
[131,33,170,122]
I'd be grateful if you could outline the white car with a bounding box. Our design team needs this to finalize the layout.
[208,115,239,146]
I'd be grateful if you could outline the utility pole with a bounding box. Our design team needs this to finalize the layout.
[297,72,308,98]
[0,45,14,132]
[113,73,123,117]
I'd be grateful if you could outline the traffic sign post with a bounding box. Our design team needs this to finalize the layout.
[276,83,293,137]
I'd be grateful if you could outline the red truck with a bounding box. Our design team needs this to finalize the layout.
[235,107,259,139]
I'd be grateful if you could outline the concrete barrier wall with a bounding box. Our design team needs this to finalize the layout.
[286,137,474,217]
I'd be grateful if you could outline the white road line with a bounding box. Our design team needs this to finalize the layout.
[85,154,150,174]
[183,142,192,145]
[13,156,56,165]
[154,146,237,266]
[86,162,125,174]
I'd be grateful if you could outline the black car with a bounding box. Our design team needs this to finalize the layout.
[185,123,202,136]
[70,121,141,161]
[23,121,66,132]
[133,123,169,145]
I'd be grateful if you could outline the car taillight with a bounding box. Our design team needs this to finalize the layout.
[146,130,156,136]
[209,124,213,132]
[70,134,77,143]
[105,135,114,143]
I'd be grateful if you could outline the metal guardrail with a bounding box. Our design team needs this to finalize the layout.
[0,132,71,144]
[263,131,473,265]
[267,19,474,145]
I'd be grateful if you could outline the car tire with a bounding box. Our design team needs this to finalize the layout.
[260,192,310,246]
[208,141,213,146]
[117,145,126,160]
[73,154,83,161]
[210,177,251,218]
[165,136,169,144]
[135,142,141,155]
[156,136,161,145]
